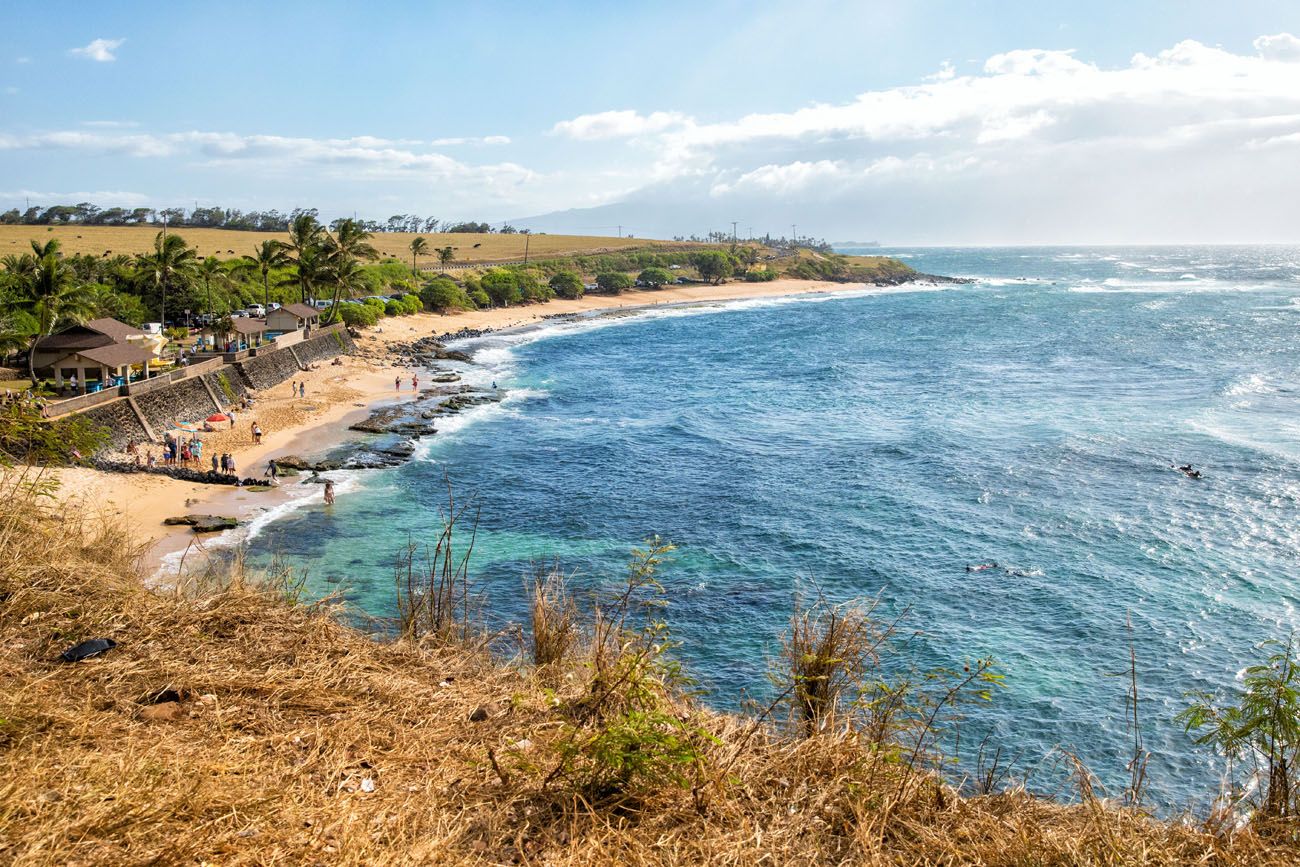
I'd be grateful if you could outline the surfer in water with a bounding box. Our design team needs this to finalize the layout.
[1172,463,1203,479]
[966,561,999,573]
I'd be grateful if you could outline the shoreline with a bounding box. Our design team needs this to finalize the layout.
[42,277,908,575]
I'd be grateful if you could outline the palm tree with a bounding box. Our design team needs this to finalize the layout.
[437,245,455,268]
[197,257,232,315]
[239,240,291,312]
[11,241,97,386]
[321,256,369,324]
[409,236,429,274]
[135,231,196,326]
[284,213,326,304]
[320,219,379,322]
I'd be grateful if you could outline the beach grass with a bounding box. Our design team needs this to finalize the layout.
[3,473,1299,864]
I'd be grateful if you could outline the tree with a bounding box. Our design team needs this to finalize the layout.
[135,231,196,324]
[517,269,552,303]
[10,241,97,385]
[638,267,672,288]
[240,240,292,312]
[321,219,379,322]
[437,245,455,268]
[480,269,522,307]
[284,212,326,304]
[549,271,584,300]
[419,277,473,312]
[409,236,429,275]
[690,251,736,285]
[1180,635,1300,819]
[197,257,232,315]
[595,272,633,294]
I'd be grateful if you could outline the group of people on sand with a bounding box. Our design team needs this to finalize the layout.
[291,381,308,398]
[396,373,419,391]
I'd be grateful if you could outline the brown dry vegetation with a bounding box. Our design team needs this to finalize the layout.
[1,479,1298,865]
[0,225,690,264]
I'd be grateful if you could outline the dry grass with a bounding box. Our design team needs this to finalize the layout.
[0,225,687,263]
[1,477,1299,864]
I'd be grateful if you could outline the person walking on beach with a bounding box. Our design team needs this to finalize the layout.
[395,375,402,392]
[412,373,418,391]
[265,458,279,480]
[300,381,307,398]
[252,422,263,445]
[211,454,219,474]
[323,479,335,505]
[228,454,237,475]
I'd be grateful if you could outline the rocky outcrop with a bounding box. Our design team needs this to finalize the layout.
[163,514,239,532]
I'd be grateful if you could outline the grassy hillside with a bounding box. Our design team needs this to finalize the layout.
[0,225,691,264]
[1,477,1295,864]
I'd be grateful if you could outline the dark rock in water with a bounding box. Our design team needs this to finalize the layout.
[434,348,473,363]
[274,454,313,470]
[313,459,342,472]
[429,372,460,383]
[165,514,239,532]
[60,637,117,662]
[303,473,328,484]
[278,467,300,478]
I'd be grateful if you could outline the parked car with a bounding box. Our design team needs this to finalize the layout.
[142,322,162,335]
[246,304,266,317]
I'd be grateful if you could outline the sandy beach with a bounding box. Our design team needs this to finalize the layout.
[40,277,849,573]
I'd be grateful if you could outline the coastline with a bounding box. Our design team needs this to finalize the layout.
[42,277,877,575]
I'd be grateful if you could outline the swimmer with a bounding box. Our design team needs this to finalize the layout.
[965,561,999,573]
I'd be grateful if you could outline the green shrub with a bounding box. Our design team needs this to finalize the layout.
[638,267,672,288]
[744,269,778,282]
[384,300,403,316]
[337,303,379,328]
[420,278,474,312]
[549,270,584,299]
[468,287,490,309]
[481,268,522,307]
[595,272,633,294]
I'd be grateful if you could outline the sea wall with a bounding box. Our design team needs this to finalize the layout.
[134,376,220,434]
[236,345,300,391]
[82,399,150,452]
[79,326,353,454]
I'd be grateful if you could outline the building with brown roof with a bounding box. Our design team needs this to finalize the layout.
[32,318,157,393]
[266,303,321,335]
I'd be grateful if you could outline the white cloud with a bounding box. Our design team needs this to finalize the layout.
[534,33,1300,242]
[14,57,30,65]
[69,38,124,62]
[0,189,151,206]
[1255,33,1300,62]
[923,60,955,82]
[430,134,512,146]
[552,109,691,140]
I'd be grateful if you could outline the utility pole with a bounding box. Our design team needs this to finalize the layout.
[791,224,797,244]
[523,232,530,265]
[617,225,622,238]
[730,221,738,244]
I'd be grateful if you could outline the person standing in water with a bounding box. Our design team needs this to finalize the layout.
[323,479,335,505]
[395,375,401,391]
[412,373,419,391]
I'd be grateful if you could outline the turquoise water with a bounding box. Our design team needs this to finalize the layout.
[245,246,1300,811]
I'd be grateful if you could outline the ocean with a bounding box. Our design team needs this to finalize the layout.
[236,245,1300,812]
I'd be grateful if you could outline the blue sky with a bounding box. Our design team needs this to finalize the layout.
[3,1,1300,242]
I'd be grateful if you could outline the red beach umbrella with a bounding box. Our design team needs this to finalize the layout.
[206,413,229,423]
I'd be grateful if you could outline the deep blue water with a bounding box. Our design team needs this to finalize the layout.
[239,246,1300,811]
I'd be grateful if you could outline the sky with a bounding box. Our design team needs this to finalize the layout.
[3,1,1300,244]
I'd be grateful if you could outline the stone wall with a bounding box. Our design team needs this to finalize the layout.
[235,346,301,391]
[203,368,247,405]
[134,376,220,434]
[83,399,149,452]
[296,328,356,365]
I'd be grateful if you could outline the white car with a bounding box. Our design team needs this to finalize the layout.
[246,304,266,317]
